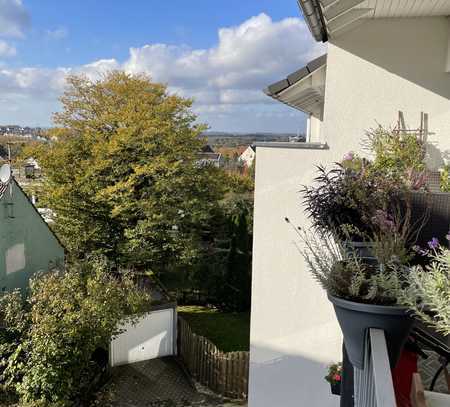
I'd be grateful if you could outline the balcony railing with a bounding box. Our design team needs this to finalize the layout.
[354,328,397,407]
[341,328,397,407]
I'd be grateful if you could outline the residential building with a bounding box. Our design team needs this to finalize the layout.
[249,2,450,407]
[196,152,224,168]
[238,145,256,168]
[0,165,64,292]
[24,157,41,179]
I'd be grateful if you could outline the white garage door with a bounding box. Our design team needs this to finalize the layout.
[110,307,175,367]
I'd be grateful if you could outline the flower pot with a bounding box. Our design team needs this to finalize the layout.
[330,382,341,396]
[328,293,414,370]
[345,241,378,265]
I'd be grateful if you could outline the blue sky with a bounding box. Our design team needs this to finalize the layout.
[0,0,324,132]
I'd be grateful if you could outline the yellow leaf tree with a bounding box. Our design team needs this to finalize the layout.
[35,71,225,272]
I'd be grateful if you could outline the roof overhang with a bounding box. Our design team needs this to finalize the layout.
[298,0,450,43]
[264,54,327,118]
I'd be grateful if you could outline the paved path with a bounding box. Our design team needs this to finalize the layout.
[104,357,246,407]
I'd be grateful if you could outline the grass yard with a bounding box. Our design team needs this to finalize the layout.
[177,305,250,352]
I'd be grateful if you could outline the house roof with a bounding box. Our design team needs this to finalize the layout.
[200,144,215,153]
[264,54,327,117]
[298,0,450,42]
[12,178,66,251]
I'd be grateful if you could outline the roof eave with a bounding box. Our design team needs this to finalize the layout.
[298,0,328,43]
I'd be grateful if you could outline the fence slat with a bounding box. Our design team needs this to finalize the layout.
[177,316,249,400]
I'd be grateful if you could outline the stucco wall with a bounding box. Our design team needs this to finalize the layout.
[248,144,342,407]
[323,17,450,167]
[0,180,64,291]
[250,15,450,407]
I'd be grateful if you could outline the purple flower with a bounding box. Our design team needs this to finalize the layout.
[343,151,354,161]
[446,231,450,241]
[427,237,439,250]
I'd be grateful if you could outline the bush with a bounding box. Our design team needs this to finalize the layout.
[401,249,450,336]
[365,127,426,180]
[302,128,427,239]
[302,162,405,238]
[288,221,410,305]
[0,259,151,406]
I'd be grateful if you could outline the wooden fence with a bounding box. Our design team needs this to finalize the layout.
[177,317,249,400]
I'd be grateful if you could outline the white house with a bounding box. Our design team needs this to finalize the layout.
[238,145,256,167]
[249,2,450,407]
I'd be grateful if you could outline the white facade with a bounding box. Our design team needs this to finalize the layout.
[110,307,176,367]
[249,144,342,407]
[249,14,450,407]
[323,17,450,168]
[239,146,256,167]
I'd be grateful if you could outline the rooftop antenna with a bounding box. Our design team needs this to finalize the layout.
[0,163,11,199]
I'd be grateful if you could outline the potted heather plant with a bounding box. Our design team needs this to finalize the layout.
[325,363,342,395]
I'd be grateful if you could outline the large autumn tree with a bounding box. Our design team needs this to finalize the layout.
[34,71,225,272]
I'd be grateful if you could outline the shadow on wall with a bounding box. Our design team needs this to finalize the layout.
[333,18,450,102]
[249,344,339,407]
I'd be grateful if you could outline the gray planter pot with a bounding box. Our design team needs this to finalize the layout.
[345,241,375,258]
[344,241,378,266]
[328,293,414,370]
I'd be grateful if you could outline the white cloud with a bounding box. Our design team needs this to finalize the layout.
[0,0,30,38]
[0,40,16,57]
[0,13,324,132]
[124,13,324,103]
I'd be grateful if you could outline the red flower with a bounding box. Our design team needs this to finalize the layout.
[333,374,341,381]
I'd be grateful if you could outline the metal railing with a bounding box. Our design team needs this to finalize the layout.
[353,328,397,407]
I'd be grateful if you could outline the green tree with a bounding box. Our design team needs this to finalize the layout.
[34,72,225,272]
[0,259,150,406]
[189,196,253,311]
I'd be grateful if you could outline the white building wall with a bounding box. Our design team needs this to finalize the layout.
[309,114,323,142]
[323,17,450,167]
[250,15,450,407]
[249,144,342,407]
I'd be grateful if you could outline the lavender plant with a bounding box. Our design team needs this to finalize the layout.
[286,218,408,305]
[401,247,450,335]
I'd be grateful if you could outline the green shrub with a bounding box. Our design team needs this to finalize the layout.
[365,127,426,180]
[0,258,151,406]
[401,249,450,336]
[286,220,410,305]
[440,165,450,192]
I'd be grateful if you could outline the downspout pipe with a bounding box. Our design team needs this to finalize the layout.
[297,0,328,43]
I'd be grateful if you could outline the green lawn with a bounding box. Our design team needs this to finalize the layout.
[177,305,250,352]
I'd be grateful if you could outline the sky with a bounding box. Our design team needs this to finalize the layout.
[0,0,325,132]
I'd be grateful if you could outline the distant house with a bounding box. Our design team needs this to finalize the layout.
[0,165,64,292]
[24,157,41,179]
[195,152,224,168]
[238,145,256,167]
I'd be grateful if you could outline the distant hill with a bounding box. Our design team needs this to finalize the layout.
[202,131,305,146]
